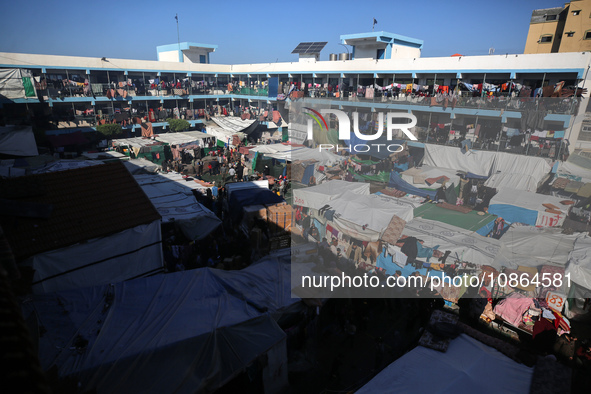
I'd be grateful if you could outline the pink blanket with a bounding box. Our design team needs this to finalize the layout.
[494,293,533,327]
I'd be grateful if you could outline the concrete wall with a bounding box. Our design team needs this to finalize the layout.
[391,44,421,59]
[560,0,591,52]
[183,48,211,64]
[158,50,180,62]
[524,21,561,54]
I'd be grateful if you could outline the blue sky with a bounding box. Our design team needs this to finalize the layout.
[0,0,564,64]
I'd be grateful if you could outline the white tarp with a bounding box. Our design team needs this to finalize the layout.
[25,257,294,394]
[0,68,36,99]
[566,234,591,291]
[293,180,370,209]
[493,226,579,269]
[327,191,414,242]
[210,116,255,133]
[357,334,533,394]
[112,137,163,148]
[123,158,159,174]
[488,188,569,227]
[251,144,344,167]
[401,165,461,189]
[401,218,501,267]
[556,162,591,184]
[134,174,220,240]
[422,144,551,184]
[154,130,211,146]
[0,125,39,156]
[26,220,164,294]
[484,173,539,192]
[422,144,496,177]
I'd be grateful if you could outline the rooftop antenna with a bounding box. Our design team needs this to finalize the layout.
[175,14,181,62]
[489,47,495,55]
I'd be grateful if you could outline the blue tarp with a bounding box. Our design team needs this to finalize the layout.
[301,163,315,185]
[488,204,537,226]
[388,172,437,199]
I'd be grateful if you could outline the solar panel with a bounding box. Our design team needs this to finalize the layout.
[292,41,327,54]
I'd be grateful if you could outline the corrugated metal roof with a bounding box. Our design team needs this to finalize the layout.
[0,161,160,260]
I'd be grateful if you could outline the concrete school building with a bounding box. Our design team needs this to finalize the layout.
[1,31,591,153]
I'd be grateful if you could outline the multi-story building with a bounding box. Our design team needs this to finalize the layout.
[1,30,590,155]
[524,0,591,54]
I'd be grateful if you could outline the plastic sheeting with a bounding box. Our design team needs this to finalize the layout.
[423,144,497,177]
[422,144,551,187]
[26,220,163,294]
[401,218,501,267]
[488,188,568,227]
[25,257,295,394]
[565,234,591,291]
[484,173,538,192]
[493,226,578,270]
[292,179,370,209]
[357,334,533,394]
[0,68,36,99]
[0,125,39,156]
[32,159,103,174]
[134,174,221,240]
[327,190,413,242]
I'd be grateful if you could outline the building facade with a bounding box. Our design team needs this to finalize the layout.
[525,0,591,54]
[1,31,590,154]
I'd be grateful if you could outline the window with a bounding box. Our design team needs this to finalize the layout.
[546,14,557,21]
[585,30,591,40]
[376,49,385,60]
[572,10,581,16]
[199,55,206,64]
[566,31,575,37]
[539,35,553,43]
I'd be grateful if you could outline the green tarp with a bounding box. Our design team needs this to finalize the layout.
[413,203,497,232]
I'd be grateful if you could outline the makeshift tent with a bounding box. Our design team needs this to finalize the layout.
[0,68,36,99]
[401,218,501,267]
[324,190,413,242]
[422,144,497,177]
[24,257,296,394]
[123,158,159,174]
[484,172,539,192]
[422,144,551,188]
[134,174,220,240]
[154,130,211,147]
[112,137,167,165]
[488,188,569,227]
[556,151,591,183]
[0,162,164,294]
[228,187,285,222]
[292,180,370,209]
[413,203,497,232]
[32,159,103,173]
[493,226,578,270]
[356,334,533,394]
[388,172,436,199]
[26,221,163,294]
[489,153,550,190]
[0,125,39,156]
[566,234,591,291]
